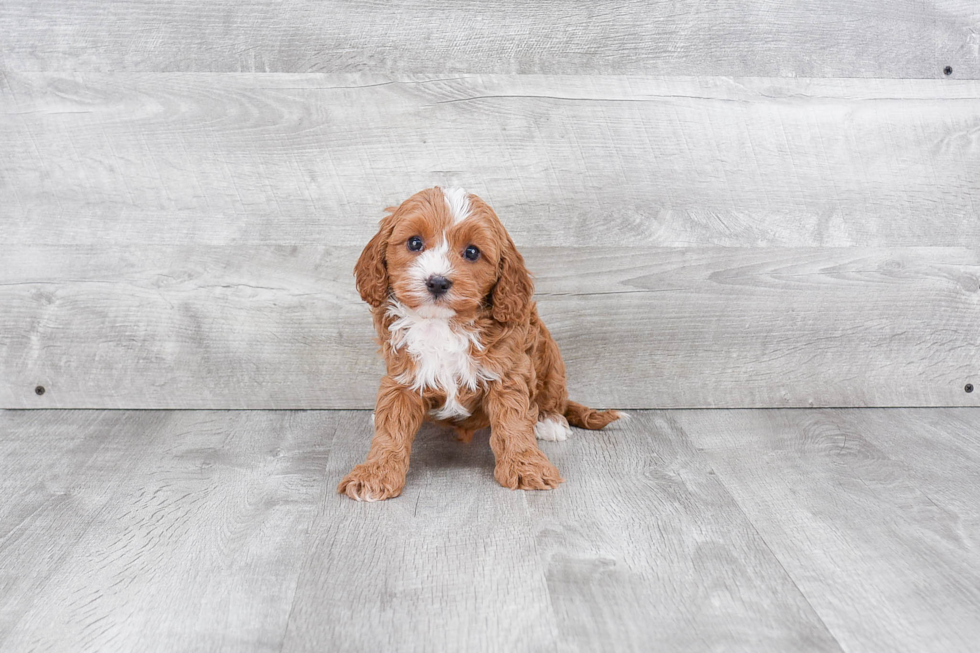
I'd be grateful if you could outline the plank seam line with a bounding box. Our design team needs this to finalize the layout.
[693,440,846,650]
[275,414,346,653]
[520,490,563,652]
[434,94,745,105]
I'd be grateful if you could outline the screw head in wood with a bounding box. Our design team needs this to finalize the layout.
[967,383,975,393]
[944,66,953,76]
[35,385,46,396]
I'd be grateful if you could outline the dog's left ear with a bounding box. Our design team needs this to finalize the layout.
[491,232,534,324]
[353,208,397,308]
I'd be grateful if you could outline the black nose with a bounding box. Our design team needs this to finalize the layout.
[426,275,453,297]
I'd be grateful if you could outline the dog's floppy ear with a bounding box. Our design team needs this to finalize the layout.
[491,232,534,324]
[354,208,397,308]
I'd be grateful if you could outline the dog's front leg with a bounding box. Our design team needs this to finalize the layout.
[338,376,425,501]
[485,377,563,491]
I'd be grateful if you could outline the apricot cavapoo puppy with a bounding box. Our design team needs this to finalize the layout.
[339,187,621,501]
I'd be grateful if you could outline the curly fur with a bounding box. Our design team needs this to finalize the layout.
[339,187,621,501]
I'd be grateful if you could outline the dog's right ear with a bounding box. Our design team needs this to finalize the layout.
[354,208,397,308]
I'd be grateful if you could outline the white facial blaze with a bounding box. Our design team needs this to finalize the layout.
[387,299,498,420]
[405,188,470,306]
[409,233,453,305]
[441,186,471,224]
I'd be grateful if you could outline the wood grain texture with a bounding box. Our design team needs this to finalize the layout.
[3,73,980,248]
[848,408,980,532]
[679,408,980,653]
[0,411,171,644]
[281,415,561,652]
[2,245,977,409]
[522,412,841,651]
[0,410,331,653]
[0,0,977,77]
[6,408,980,651]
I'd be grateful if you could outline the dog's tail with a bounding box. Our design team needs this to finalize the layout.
[564,400,624,430]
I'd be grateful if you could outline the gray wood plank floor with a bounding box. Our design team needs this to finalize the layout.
[2,409,979,652]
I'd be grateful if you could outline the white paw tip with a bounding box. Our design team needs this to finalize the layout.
[535,415,572,442]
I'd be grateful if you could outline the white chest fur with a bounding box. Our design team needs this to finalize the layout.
[386,301,495,420]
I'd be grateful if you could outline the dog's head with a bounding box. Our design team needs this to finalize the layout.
[354,187,533,323]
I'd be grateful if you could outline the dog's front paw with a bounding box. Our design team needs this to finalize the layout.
[494,449,563,491]
[337,462,406,501]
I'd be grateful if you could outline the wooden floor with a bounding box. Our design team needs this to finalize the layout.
[1,409,978,652]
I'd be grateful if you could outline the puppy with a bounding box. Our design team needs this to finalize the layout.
[338,187,621,501]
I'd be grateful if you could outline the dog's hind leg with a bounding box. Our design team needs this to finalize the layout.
[530,319,574,442]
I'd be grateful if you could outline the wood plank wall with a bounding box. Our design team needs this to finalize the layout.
[1,1,978,408]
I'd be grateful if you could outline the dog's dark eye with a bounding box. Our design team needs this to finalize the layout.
[407,236,424,252]
[463,245,480,261]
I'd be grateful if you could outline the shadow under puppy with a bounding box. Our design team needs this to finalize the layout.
[339,187,621,501]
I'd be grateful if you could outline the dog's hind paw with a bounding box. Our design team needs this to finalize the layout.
[534,414,572,442]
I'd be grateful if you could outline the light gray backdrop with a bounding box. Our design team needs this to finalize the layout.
[1,1,978,409]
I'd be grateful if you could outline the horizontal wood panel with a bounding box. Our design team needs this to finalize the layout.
[2,73,979,247]
[2,245,977,409]
[0,1,976,77]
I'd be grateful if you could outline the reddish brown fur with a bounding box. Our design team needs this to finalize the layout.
[339,188,620,501]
